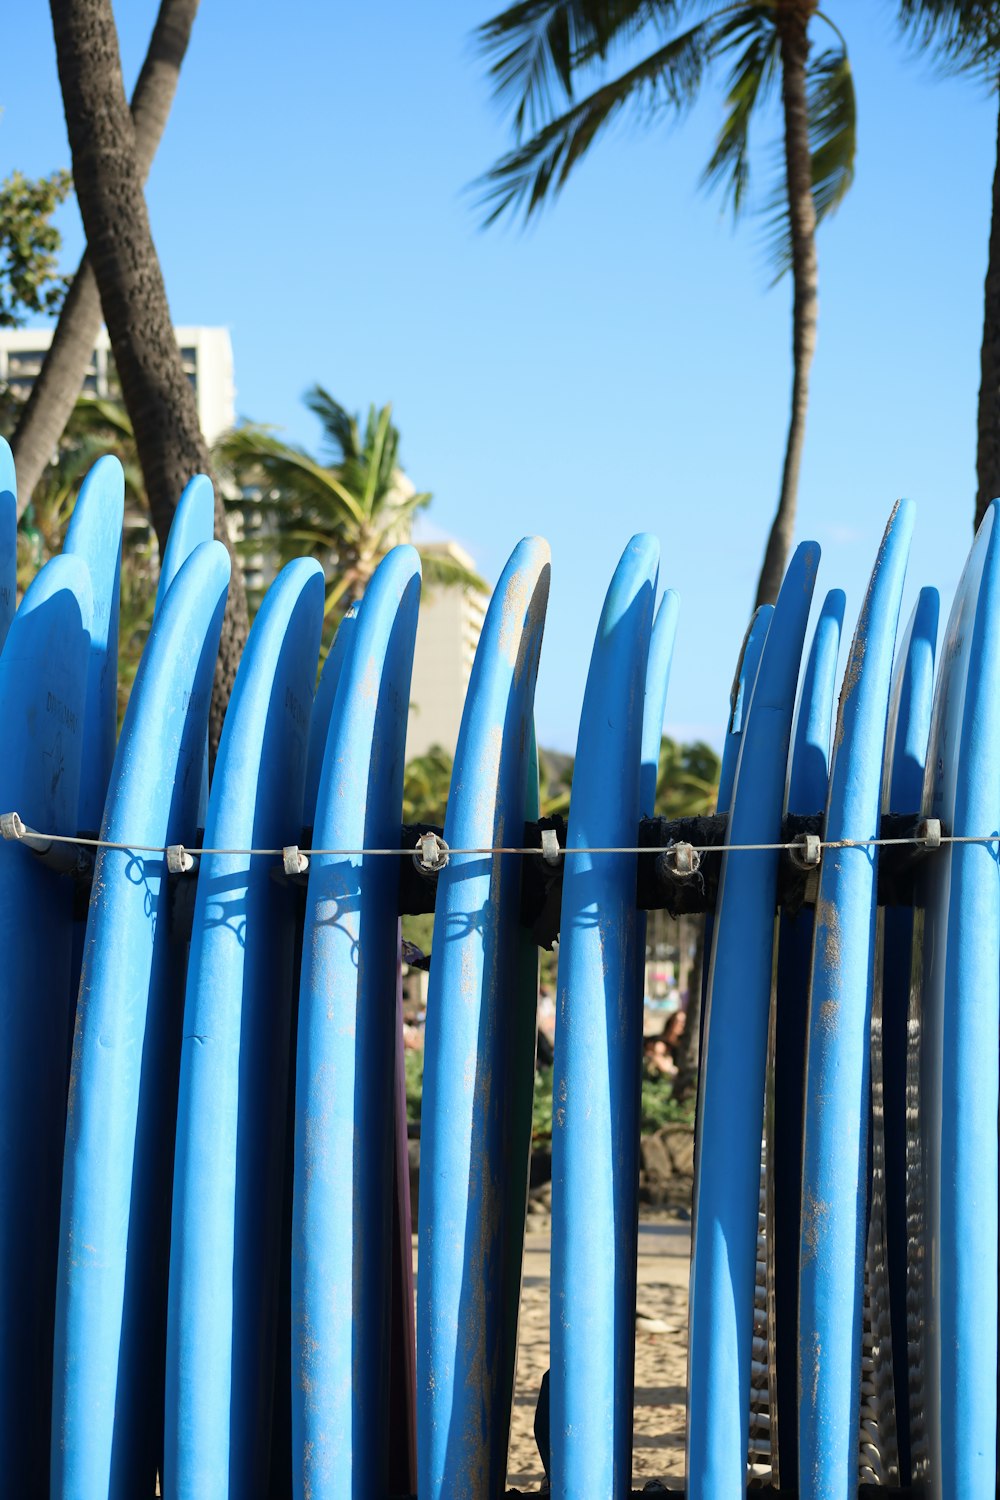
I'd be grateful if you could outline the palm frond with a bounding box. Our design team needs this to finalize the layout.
[763,39,856,277]
[417,547,490,594]
[475,18,717,224]
[216,425,367,529]
[362,404,398,517]
[304,384,360,464]
[897,0,1000,80]
[701,6,780,216]
[476,1,695,135]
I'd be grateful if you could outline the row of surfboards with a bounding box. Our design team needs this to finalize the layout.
[0,432,996,1499]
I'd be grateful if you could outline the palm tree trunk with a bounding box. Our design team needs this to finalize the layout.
[48,0,248,754]
[976,94,1000,532]
[12,0,200,514]
[754,2,819,609]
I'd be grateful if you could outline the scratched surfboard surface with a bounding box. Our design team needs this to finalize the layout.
[292,545,421,1499]
[165,558,324,1498]
[548,534,657,1499]
[687,541,818,1499]
[0,553,92,1495]
[766,587,845,1487]
[417,537,550,1500]
[797,500,914,1500]
[51,540,230,1500]
[913,502,1000,1499]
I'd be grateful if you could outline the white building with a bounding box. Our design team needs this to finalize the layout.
[0,325,236,445]
[406,541,489,759]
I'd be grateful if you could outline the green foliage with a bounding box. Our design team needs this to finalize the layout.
[897,0,1000,80]
[404,1045,424,1126]
[640,1072,695,1132]
[216,386,486,625]
[532,1064,554,1142]
[654,735,720,818]
[474,2,857,277]
[402,744,453,826]
[0,170,73,328]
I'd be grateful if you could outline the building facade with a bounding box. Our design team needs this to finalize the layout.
[406,540,488,759]
[0,326,236,445]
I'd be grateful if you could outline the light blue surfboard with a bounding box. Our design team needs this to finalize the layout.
[51,540,231,1500]
[417,537,550,1500]
[797,499,914,1500]
[915,502,1000,1499]
[0,553,92,1495]
[548,534,658,1499]
[63,455,124,834]
[768,587,845,1487]
[165,557,324,1499]
[687,541,819,1499]
[293,546,422,1500]
[155,474,217,830]
[0,435,16,651]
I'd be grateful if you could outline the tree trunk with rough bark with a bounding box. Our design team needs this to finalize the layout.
[976,94,1000,533]
[12,0,200,513]
[48,0,248,754]
[754,1,819,609]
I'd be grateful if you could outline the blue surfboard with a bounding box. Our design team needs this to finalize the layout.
[797,499,914,1500]
[416,538,550,1500]
[165,558,324,1499]
[156,474,216,615]
[768,587,845,1487]
[293,546,422,1499]
[687,541,819,1499]
[63,456,124,834]
[51,540,231,1500]
[0,435,16,651]
[548,535,658,1499]
[0,553,93,1495]
[867,584,938,1488]
[915,503,1000,1499]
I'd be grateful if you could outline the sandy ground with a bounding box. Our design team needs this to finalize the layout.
[504,1221,690,1491]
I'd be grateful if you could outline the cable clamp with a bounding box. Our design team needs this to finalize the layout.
[1,811,25,842]
[917,817,942,851]
[414,831,449,873]
[283,845,309,877]
[790,832,823,869]
[166,844,197,875]
[657,841,701,882]
[540,828,561,866]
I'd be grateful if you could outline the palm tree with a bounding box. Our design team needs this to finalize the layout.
[897,1,1000,529]
[48,0,248,756]
[216,386,487,619]
[475,0,856,607]
[12,0,200,513]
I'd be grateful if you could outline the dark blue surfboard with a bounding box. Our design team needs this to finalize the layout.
[768,587,845,1487]
[293,546,422,1499]
[51,541,231,1500]
[0,435,15,652]
[0,554,93,1495]
[687,542,819,1498]
[165,558,324,1499]
[548,535,658,1499]
[416,538,550,1500]
[871,584,938,1487]
[797,500,914,1500]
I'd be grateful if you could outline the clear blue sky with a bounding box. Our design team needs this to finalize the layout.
[3,3,995,754]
